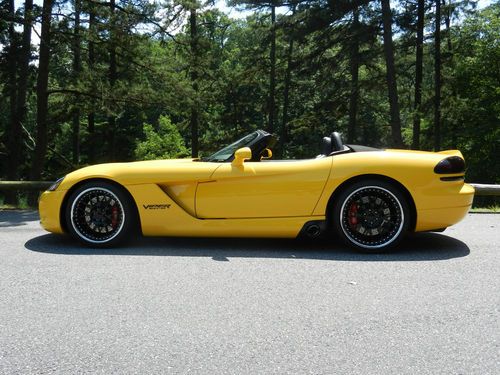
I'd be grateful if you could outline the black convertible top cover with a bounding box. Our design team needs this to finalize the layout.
[347,144,381,152]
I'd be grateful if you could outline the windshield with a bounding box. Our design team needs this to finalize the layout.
[202,132,260,162]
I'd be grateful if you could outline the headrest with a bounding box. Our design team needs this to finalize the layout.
[331,132,344,152]
[321,137,332,156]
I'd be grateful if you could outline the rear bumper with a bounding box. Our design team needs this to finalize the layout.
[415,183,474,231]
[39,190,66,234]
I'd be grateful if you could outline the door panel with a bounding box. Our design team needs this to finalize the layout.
[196,158,332,218]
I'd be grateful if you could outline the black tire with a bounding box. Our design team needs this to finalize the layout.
[65,181,135,247]
[331,179,410,252]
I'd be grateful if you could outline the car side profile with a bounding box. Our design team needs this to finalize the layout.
[38,130,474,252]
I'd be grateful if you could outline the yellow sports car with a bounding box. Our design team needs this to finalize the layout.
[38,130,474,251]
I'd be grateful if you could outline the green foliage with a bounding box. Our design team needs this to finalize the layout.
[0,193,31,209]
[134,116,189,160]
[450,4,500,184]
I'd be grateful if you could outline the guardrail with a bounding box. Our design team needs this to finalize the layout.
[470,184,500,196]
[0,181,52,191]
[0,181,499,196]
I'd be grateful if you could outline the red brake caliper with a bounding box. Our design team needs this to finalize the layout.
[111,206,118,228]
[348,202,358,229]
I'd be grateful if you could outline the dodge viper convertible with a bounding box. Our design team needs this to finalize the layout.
[38,130,474,251]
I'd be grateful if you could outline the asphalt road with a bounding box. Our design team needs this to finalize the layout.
[0,211,498,374]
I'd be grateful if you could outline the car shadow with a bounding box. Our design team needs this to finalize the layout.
[0,210,39,227]
[24,232,470,262]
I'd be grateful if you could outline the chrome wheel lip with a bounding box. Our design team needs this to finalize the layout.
[339,185,404,249]
[70,187,125,244]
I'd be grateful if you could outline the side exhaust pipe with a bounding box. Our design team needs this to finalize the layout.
[305,224,321,238]
[298,220,327,239]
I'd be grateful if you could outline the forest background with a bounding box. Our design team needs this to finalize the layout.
[0,0,498,206]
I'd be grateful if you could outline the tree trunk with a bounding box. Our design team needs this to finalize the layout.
[348,8,360,144]
[72,0,81,164]
[412,0,424,149]
[108,0,117,160]
[29,0,54,205]
[381,0,404,148]
[4,0,18,204]
[7,0,17,135]
[268,4,276,134]
[189,7,199,158]
[434,0,441,151]
[7,0,34,204]
[87,7,96,162]
[444,0,452,54]
[281,7,295,158]
[15,0,33,141]
[444,0,456,148]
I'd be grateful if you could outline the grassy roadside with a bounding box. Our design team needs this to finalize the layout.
[470,206,500,213]
[0,196,33,210]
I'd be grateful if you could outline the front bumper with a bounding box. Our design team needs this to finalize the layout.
[39,190,66,234]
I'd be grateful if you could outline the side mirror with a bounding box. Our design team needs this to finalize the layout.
[232,147,252,166]
[260,148,272,160]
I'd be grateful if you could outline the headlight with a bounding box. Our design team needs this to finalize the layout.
[47,177,65,191]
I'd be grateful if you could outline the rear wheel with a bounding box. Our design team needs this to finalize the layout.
[65,182,134,247]
[332,179,409,252]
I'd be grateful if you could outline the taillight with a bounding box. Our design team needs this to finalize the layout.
[434,156,465,174]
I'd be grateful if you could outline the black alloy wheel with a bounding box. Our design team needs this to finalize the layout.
[65,182,134,247]
[332,179,409,252]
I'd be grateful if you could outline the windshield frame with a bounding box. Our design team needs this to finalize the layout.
[201,130,275,163]
[202,132,260,162]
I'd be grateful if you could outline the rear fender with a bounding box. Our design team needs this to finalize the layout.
[438,150,464,159]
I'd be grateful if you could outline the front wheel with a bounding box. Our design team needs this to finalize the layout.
[65,182,135,247]
[331,180,410,252]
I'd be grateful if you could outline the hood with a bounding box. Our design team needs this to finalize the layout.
[59,158,220,189]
